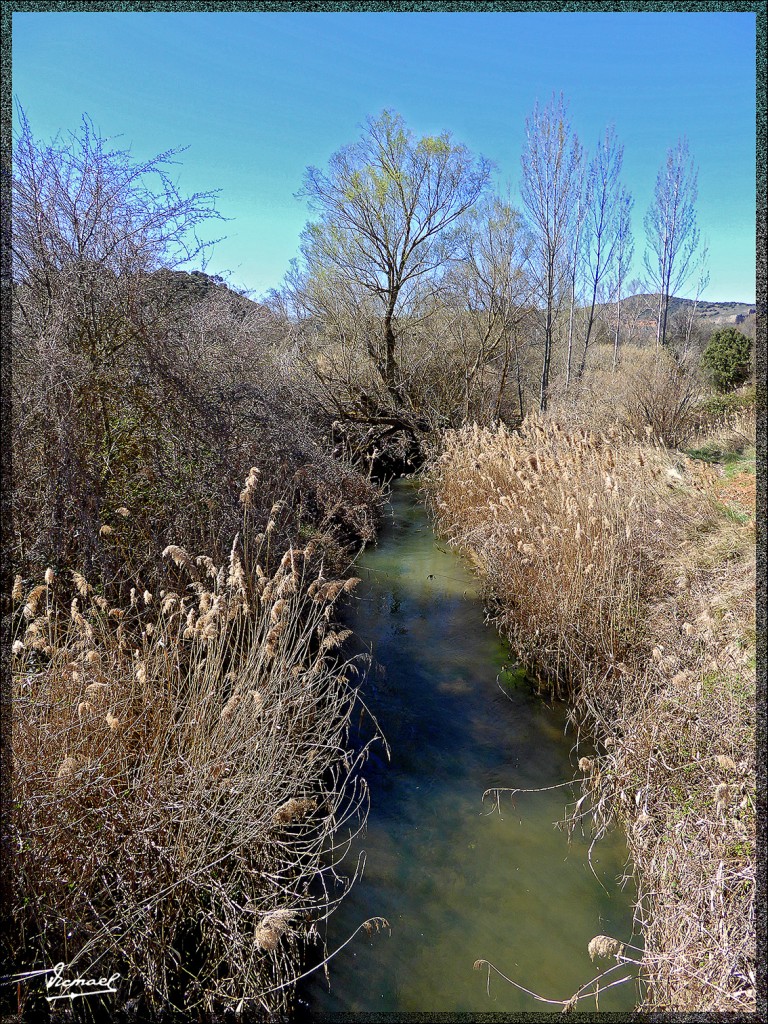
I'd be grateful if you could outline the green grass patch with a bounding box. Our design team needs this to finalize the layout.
[714,501,751,526]
[722,447,756,479]
[686,445,755,470]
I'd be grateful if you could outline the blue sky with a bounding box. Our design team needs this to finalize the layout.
[12,9,757,302]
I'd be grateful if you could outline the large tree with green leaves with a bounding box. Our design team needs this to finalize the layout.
[298,110,492,403]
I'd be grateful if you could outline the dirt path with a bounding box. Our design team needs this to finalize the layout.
[715,470,756,514]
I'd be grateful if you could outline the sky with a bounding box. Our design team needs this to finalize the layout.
[11,9,757,303]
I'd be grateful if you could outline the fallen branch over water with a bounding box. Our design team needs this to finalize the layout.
[474,955,635,1012]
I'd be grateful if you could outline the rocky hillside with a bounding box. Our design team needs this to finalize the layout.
[621,293,755,325]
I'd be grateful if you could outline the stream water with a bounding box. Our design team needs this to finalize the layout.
[302,480,638,1014]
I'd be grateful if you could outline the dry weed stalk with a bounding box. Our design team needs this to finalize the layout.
[427,414,756,1011]
[9,509,378,1016]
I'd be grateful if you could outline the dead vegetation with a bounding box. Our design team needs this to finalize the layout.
[8,489,381,1017]
[5,109,387,1020]
[9,110,380,599]
[549,343,703,448]
[426,406,756,1011]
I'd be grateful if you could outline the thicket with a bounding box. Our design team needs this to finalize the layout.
[5,112,383,1017]
[548,342,702,448]
[9,112,378,593]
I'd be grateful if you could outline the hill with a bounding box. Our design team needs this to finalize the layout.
[593,293,757,341]
[668,295,756,327]
[619,293,755,325]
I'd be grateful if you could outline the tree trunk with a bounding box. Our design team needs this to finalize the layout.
[659,292,671,348]
[565,279,576,391]
[494,325,512,422]
[540,298,552,413]
[577,277,600,379]
[565,190,582,390]
[515,331,524,419]
[384,316,397,389]
[383,302,402,403]
[655,288,668,348]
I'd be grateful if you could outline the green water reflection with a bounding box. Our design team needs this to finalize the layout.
[304,480,638,1014]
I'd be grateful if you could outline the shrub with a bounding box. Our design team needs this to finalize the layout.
[701,328,752,393]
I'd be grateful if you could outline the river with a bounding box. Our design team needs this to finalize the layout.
[302,480,638,1014]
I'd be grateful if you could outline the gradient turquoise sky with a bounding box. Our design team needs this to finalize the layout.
[12,9,757,302]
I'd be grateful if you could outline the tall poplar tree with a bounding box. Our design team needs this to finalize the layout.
[644,137,704,348]
[577,125,633,377]
[520,94,582,411]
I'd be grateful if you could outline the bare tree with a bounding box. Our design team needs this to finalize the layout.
[12,107,221,311]
[564,163,586,392]
[440,195,534,422]
[611,197,635,370]
[520,94,583,411]
[678,252,710,354]
[298,109,491,405]
[577,126,633,377]
[643,137,705,348]
[277,257,389,419]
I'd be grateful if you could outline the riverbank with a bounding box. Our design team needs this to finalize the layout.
[6,473,383,1020]
[426,411,757,1011]
[303,481,636,1015]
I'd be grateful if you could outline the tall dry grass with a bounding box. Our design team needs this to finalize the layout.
[428,416,710,693]
[687,404,757,461]
[549,343,702,448]
[7,486,378,1017]
[426,412,756,1011]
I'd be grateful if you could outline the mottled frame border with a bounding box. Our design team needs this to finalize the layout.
[0,4,764,1022]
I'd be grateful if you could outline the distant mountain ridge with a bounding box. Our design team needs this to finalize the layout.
[619,293,756,327]
[154,274,757,337]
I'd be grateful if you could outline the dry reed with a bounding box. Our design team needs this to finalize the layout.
[426,413,756,1011]
[8,496,378,1017]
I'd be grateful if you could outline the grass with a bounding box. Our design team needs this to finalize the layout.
[6,486,380,1018]
[687,445,755,469]
[425,407,756,1012]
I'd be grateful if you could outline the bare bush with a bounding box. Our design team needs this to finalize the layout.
[551,342,702,447]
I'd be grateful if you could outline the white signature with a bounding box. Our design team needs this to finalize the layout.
[44,962,120,1002]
